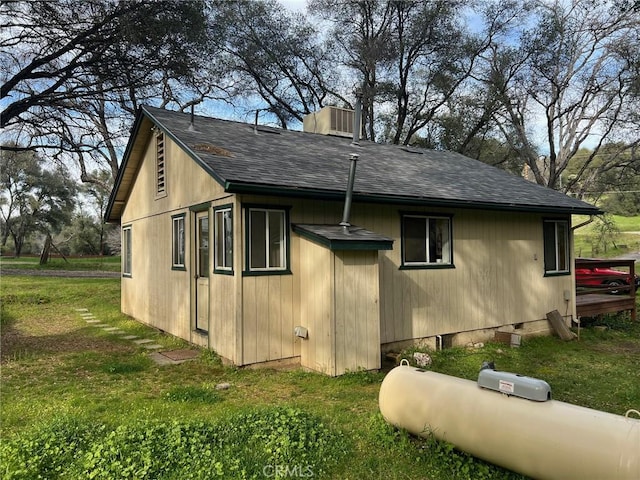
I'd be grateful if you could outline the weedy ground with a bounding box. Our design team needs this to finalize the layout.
[1,273,638,479]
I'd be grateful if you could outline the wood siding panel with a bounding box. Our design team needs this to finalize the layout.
[298,238,333,374]
[120,131,230,352]
[334,250,380,373]
[121,214,191,340]
[239,194,573,367]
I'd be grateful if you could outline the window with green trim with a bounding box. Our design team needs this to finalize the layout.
[401,214,452,267]
[247,207,287,272]
[543,219,569,274]
[122,225,132,277]
[172,214,185,270]
[214,206,233,273]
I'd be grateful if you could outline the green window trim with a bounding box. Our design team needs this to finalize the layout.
[171,213,186,271]
[243,204,292,276]
[122,224,132,277]
[543,218,570,276]
[400,212,454,269]
[214,204,234,275]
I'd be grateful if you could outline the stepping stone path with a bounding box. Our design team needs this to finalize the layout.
[76,308,162,352]
[76,308,199,365]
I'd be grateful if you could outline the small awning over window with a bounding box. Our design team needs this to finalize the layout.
[292,224,393,251]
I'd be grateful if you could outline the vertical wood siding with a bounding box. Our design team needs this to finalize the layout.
[121,136,575,369]
[120,133,235,356]
[299,238,334,374]
[334,250,380,374]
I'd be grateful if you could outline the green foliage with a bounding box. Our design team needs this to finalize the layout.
[0,416,103,480]
[0,148,77,256]
[2,274,639,479]
[589,214,621,254]
[164,385,221,404]
[0,408,348,480]
[425,438,526,480]
[1,255,121,271]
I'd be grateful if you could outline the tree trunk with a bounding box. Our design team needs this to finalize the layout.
[39,234,52,265]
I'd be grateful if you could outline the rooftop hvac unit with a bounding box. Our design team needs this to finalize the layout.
[303,106,363,138]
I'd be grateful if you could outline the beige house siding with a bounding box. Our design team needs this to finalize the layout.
[233,195,575,366]
[119,135,576,371]
[238,195,300,365]
[299,238,334,374]
[297,241,381,376]
[349,205,575,344]
[120,130,230,347]
[333,249,381,374]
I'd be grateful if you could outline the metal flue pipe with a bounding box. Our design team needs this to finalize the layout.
[341,88,363,233]
[340,153,359,232]
[352,87,362,145]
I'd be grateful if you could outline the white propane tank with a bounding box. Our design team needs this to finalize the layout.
[379,365,640,480]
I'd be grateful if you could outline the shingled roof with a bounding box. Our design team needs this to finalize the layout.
[106,105,600,222]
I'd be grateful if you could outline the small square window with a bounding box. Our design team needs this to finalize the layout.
[401,214,453,268]
[245,206,290,274]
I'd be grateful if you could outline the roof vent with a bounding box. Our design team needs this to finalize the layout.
[303,106,363,138]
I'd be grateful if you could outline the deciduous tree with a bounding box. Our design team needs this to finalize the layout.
[483,0,640,190]
[1,0,211,183]
[0,148,77,256]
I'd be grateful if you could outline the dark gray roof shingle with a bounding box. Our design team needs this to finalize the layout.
[140,105,600,215]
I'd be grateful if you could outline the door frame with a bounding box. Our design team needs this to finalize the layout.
[192,208,210,334]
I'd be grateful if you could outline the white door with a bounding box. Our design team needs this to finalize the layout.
[195,212,210,332]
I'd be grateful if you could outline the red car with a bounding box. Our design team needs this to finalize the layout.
[575,261,639,294]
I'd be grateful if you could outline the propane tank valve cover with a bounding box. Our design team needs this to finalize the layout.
[477,369,551,401]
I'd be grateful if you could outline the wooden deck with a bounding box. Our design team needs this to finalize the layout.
[576,294,636,320]
[575,259,637,321]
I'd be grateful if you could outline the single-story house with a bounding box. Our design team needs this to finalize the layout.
[105,105,600,375]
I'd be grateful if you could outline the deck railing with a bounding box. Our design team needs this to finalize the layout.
[575,258,637,321]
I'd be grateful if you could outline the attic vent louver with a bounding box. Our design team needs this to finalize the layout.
[155,132,166,196]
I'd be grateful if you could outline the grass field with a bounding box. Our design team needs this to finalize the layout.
[1,274,639,479]
[573,214,640,258]
[0,255,121,272]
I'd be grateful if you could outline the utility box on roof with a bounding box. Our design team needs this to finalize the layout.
[303,106,363,138]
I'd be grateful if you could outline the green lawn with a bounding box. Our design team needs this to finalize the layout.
[1,274,639,479]
[573,214,640,258]
[0,255,121,272]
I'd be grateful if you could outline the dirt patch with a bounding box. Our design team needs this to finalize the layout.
[590,340,640,355]
[1,327,134,363]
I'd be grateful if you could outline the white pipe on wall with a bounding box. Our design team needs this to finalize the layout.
[379,365,640,480]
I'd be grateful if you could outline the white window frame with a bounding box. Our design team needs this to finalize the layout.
[122,225,132,277]
[246,207,288,273]
[214,206,233,273]
[172,214,186,270]
[401,214,453,267]
[543,219,570,275]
